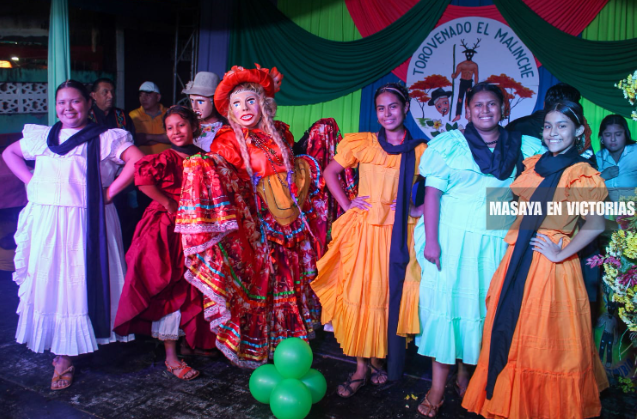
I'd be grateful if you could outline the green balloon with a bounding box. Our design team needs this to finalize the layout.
[249,364,283,404]
[299,369,327,404]
[273,337,313,379]
[270,378,312,419]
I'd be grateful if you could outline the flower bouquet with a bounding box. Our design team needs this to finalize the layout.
[589,190,637,391]
[615,70,637,121]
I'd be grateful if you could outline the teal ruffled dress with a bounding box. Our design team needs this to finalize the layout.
[414,130,544,365]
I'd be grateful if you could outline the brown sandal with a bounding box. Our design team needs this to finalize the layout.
[51,365,75,391]
[370,363,388,386]
[454,380,468,398]
[417,391,444,417]
[337,372,367,398]
[165,360,200,381]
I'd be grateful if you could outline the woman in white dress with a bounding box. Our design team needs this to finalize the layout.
[2,80,144,390]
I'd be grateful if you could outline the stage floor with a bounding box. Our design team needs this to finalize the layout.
[0,270,634,419]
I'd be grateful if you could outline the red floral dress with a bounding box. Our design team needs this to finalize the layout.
[114,149,216,350]
[176,122,327,368]
[302,118,357,251]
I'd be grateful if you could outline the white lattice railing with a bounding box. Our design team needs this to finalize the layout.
[0,82,48,114]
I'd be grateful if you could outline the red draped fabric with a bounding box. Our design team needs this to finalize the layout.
[345,0,608,81]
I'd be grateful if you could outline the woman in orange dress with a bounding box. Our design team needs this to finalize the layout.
[311,83,426,397]
[462,100,609,419]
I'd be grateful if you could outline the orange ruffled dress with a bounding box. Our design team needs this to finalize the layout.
[462,156,609,419]
[311,133,426,359]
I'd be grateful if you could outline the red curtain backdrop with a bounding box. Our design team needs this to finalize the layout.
[345,0,609,81]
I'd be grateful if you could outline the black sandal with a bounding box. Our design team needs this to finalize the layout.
[370,363,388,386]
[337,372,368,398]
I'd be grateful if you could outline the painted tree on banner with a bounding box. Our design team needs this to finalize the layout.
[486,74,534,123]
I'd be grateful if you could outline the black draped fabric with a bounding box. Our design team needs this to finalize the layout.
[47,121,112,338]
[377,128,426,381]
[485,146,590,399]
[171,144,202,156]
[464,122,523,181]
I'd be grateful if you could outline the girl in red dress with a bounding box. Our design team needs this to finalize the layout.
[114,106,216,380]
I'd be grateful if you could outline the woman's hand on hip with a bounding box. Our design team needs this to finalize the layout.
[347,196,371,211]
[531,233,564,263]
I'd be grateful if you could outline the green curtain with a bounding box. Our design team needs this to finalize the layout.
[229,0,450,105]
[47,0,71,124]
[493,0,637,120]
[276,0,361,139]
[581,0,637,151]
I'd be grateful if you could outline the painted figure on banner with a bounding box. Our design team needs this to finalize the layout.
[428,88,453,117]
[451,39,480,122]
[408,17,539,139]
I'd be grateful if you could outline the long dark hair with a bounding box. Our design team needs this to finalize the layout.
[163,105,202,138]
[544,83,580,107]
[55,80,91,102]
[598,114,635,150]
[544,100,586,151]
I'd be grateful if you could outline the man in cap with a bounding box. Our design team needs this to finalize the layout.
[129,81,169,155]
[428,88,453,117]
[182,71,224,152]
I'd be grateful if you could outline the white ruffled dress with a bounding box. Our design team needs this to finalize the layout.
[13,124,134,356]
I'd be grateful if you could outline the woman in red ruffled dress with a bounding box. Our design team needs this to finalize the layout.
[114,106,216,380]
[175,65,327,368]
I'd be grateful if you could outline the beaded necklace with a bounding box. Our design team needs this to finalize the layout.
[250,131,287,168]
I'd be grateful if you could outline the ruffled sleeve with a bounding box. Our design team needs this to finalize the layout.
[99,128,133,164]
[520,134,546,159]
[421,130,479,173]
[19,124,50,160]
[176,153,243,249]
[509,154,543,201]
[209,129,245,171]
[333,132,369,169]
[134,152,166,186]
[420,147,452,193]
[563,163,608,207]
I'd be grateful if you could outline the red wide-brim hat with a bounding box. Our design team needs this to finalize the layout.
[214,64,283,116]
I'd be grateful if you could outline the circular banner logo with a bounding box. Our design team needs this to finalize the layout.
[407,17,539,138]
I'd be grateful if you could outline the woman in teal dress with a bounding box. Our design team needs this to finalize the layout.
[413,83,545,417]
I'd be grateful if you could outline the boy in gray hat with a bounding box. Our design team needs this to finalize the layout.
[182,72,225,152]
